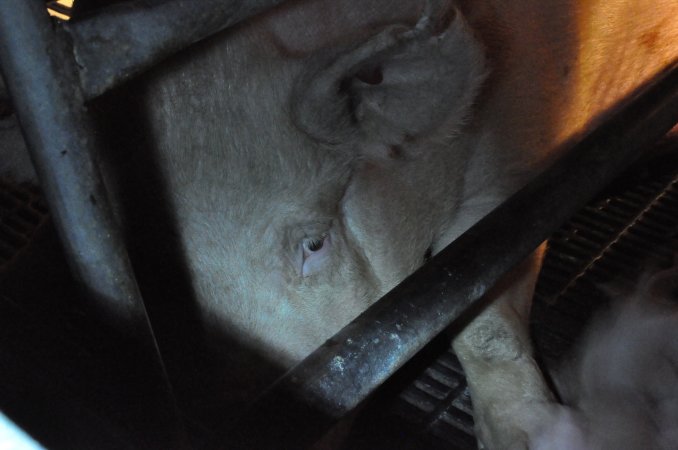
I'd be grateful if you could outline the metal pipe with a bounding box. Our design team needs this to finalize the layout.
[0,1,187,446]
[65,0,287,100]
[223,59,678,449]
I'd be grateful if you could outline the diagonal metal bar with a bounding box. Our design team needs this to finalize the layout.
[64,0,287,100]
[0,0,188,446]
[223,59,678,449]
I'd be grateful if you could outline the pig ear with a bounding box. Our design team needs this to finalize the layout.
[292,8,488,152]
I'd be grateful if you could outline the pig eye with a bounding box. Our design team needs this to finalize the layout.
[355,65,383,85]
[301,233,331,277]
[304,236,325,252]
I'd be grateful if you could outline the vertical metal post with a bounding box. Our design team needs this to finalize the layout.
[0,0,187,446]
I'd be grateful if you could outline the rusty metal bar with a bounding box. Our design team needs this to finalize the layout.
[64,0,286,100]
[0,0,187,446]
[224,59,678,449]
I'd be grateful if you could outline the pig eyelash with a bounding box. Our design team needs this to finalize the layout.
[303,234,327,253]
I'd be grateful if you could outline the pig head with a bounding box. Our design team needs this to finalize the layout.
[139,1,491,367]
[126,2,577,447]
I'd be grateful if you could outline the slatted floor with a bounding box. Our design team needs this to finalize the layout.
[0,179,48,270]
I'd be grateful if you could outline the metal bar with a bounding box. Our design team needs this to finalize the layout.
[64,0,287,100]
[0,0,187,447]
[223,59,678,449]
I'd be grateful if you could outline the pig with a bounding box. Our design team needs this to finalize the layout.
[2,0,678,448]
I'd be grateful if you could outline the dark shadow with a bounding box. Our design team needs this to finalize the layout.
[89,33,287,446]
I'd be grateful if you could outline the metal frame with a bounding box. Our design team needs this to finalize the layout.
[1,1,678,448]
[65,0,286,99]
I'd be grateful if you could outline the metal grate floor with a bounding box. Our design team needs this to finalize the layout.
[0,179,48,270]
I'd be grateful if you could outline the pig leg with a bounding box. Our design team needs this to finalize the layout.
[452,244,554,450]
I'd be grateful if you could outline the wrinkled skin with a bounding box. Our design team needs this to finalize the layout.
[2,0,678,448]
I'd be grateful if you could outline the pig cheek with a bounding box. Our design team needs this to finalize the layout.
[294,240,370,337]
